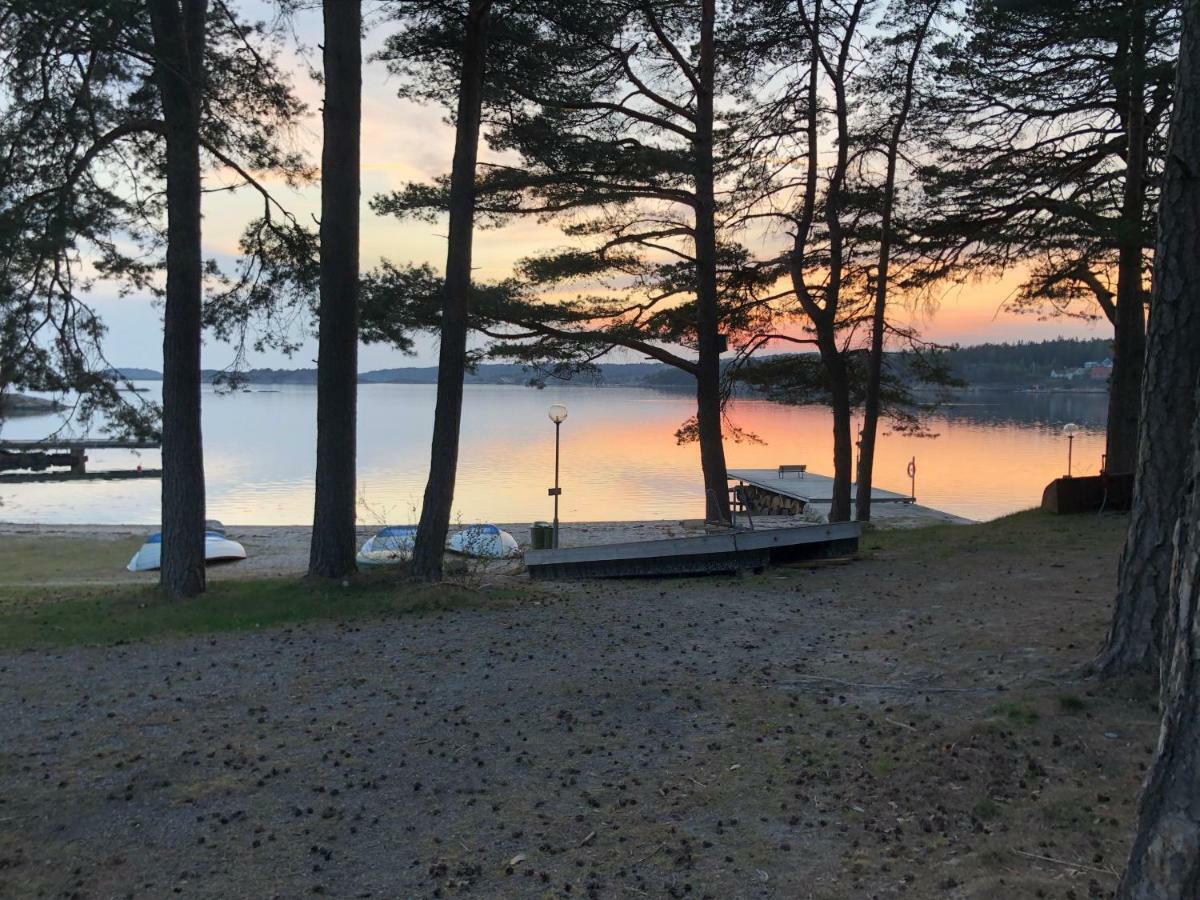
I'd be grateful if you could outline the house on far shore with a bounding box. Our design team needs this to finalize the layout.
[1051,358,1113,382]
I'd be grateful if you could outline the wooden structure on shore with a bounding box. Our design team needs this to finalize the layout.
[0,439,160,483]
[524,522,862,580]
[1040,473,1133,514]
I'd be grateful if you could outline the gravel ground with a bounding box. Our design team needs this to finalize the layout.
[0,512,1154,899]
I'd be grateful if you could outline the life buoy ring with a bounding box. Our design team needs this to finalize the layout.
[907,459,917,479]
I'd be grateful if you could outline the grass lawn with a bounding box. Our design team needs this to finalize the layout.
[860,506,1128,560]
[0,534,532,649]
[0,509,1125,651]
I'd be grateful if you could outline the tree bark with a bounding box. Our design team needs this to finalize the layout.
[856,1,937,523]
[149,0,209,599]
[1105,0,1150,477]
[1116,5,1200,874]
[308,0,362,579]
[1114,11,1200,892]
[411,1,490,579]
[1094,0,1200,682]
[694,0,730,524]
[1118,413,1200,898]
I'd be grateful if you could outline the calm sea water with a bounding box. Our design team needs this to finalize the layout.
[0,382,1108,525]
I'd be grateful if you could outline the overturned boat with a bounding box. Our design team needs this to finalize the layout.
[447,524,520,559]
[357,525,418,567]
[127,524,247,572]
[356,523,521,566]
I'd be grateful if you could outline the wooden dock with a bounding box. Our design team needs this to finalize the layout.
[728,468,912,505]
[0,468,161,484]
[0,439,159,482]
[727,468,973,526]
[524,522,862,580]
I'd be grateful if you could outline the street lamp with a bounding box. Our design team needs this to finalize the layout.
[1063,422,1079,477]
[548,403,568,548]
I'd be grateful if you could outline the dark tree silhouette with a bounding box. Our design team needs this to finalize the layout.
[408,0,492,580]
[375,1,746,539]
[309,0,363,579]
[0,0,309,597]
[856,0,942,521]
[150,0,210,598]
[922,0,1180,476]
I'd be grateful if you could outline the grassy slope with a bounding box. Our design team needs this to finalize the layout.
[861,506,1128,560]
[0,509,1122,651]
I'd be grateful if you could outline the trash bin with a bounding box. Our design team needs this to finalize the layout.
[530,522,554,550]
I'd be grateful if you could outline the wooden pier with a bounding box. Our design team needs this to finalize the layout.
[727,468,973,526]
[524,522,862,580]
[0,439,160,483]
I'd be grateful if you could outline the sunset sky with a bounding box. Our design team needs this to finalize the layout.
[94,2,1110,373]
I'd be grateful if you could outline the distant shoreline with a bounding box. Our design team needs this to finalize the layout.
[104,334,1119,393]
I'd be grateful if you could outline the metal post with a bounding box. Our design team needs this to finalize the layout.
[1068,434,1074,478]
[553,419,561,548]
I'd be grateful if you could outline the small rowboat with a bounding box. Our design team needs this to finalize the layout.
[357,523,521,566]
[127,524,247,572]
[447,524,520,559]
[357,525,418,567]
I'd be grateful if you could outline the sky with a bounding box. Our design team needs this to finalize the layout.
[92,2,1111,373]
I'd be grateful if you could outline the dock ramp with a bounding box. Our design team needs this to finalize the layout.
[524,522,861,580]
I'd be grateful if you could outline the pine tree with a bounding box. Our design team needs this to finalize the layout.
[0,0,309,596]
[375,0,750,551]
[921,0,1180,476]
[309,0,364,580]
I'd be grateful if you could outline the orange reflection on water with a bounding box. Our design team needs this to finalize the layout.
[523,391,1108,523]
[0,384,1108,525]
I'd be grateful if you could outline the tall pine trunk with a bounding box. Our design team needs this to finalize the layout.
[150,0,208,599]
[411,1,489,579]
[1116,9,1200,887]
[694,0,730,524]
[826,343,853,523]
[1105,0,1149,476]
[1094,0,1200,681]
[308,0,362,579]
[856,223,890,522]
[857,2,936,522]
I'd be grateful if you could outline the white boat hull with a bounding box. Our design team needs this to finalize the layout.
[447,525,520,559]
[127,532,247,572]
[357,526,418,566]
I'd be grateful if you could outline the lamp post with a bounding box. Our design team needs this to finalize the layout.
[1063,422,1079,477]
[548,404,568,548]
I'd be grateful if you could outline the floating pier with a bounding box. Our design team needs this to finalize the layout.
[0,439,160,483]
[524,522,862,580]
[727,468,973,527]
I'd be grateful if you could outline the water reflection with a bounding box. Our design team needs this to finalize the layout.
[0,383,1108,525]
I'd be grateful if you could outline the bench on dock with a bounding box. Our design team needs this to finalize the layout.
[777,464,807,478]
